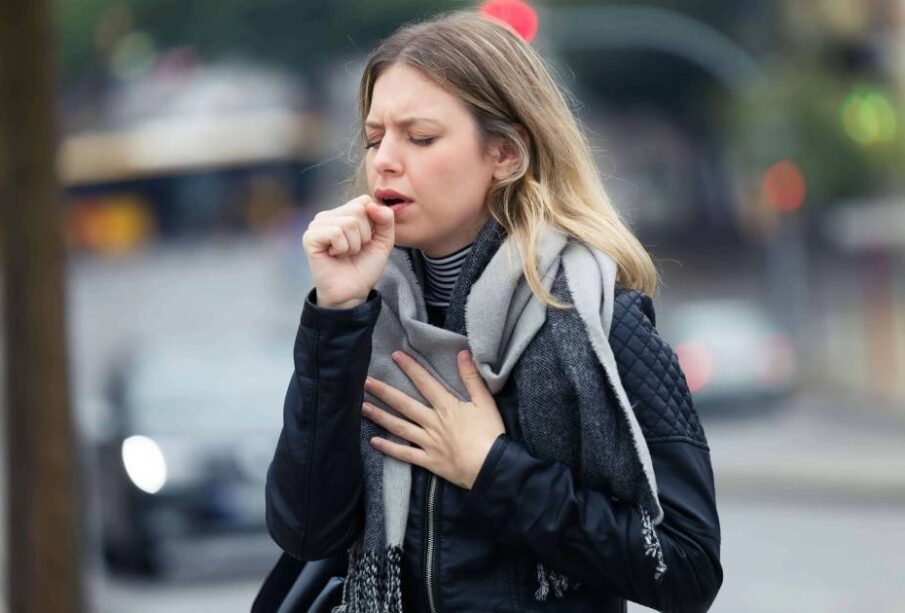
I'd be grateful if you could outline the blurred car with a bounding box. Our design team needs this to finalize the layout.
[95,338,290,576]
[658,298,798,411]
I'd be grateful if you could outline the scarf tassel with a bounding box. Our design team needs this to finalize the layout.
[533,504,667,603]
[639,505,668,582]
[332,541,403,613]
[534,561,582,601]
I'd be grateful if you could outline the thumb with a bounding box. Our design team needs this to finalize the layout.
[366,200,395,249]
[457,350,492,406]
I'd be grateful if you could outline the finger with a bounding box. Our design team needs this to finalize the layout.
[391,351,452,410]
[365,376,435,427]
[302,225,347,256]
[325,226,349,256]
[351,209,373,246]
[370,436,430,470]
[365,200,395,249]
[334,216,362,254]
[315,195,371,220]
[457,350,493,405]
[362,402,430,449]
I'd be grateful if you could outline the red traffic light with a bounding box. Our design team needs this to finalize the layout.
[762,160,806,212]
[479,0,538,43]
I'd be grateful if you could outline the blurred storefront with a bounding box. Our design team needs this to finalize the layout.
[58,60,327,255]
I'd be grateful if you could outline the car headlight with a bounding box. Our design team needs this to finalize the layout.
[121,435,168,494]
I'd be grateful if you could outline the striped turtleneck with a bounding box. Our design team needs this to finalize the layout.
[421,242,474,308]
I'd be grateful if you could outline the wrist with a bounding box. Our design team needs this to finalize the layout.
[324,298,367,309]
[316,290,370,309]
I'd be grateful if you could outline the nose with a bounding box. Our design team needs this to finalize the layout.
[371,134,403,176]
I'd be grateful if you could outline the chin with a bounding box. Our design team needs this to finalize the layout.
[392,228,427,252]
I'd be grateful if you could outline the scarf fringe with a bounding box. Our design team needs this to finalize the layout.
[534,562,583,601]
[533,503,667,603]
[332,540,403,613]
[639,504,668,582]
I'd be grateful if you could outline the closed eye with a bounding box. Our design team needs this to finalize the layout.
[364,136,436,150]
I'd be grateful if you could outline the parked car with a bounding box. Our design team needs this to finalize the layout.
[657,298,798,411]
[95,338,289,576]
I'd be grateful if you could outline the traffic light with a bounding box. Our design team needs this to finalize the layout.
[479,0,538,43]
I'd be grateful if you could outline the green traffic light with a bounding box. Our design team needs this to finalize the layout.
[840,86,897,145]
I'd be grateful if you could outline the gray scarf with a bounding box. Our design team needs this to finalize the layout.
[333,219,666,612]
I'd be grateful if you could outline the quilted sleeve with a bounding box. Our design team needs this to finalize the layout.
[609,286,709,447]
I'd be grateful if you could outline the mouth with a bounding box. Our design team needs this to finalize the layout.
[383,199,412,217]
[380,197,408,207]
[374,189,413,208]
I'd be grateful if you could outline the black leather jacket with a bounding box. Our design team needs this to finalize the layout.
[266,285,722,612]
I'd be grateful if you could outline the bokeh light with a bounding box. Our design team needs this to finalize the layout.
[479,0,539,43]
[761,160,806,212]
[840,86,898,145]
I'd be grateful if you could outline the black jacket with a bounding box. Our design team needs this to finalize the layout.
[266,284,722,612]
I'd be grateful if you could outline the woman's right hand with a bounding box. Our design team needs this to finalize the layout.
[302,194,396,308]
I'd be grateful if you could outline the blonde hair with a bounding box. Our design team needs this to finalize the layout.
[348,11,660,306]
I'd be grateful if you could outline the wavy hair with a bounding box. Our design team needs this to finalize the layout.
[347,11,660,305]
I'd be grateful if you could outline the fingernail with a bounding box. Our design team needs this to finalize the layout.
[392,351,402,362]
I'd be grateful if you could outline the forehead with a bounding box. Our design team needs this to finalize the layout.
[366,64,466,125]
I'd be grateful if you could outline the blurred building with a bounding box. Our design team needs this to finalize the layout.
[59,58,327,255]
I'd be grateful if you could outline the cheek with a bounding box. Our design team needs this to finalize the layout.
[420,146,491,198]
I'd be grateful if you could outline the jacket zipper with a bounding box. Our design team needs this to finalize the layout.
[411,247,441,613]
[424,473,440,613]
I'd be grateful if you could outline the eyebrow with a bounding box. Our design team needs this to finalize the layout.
[364,116,442,130]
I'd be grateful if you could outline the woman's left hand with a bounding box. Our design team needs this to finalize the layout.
[362,349,505,490]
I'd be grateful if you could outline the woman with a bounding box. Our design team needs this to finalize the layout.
[266,10,722,613]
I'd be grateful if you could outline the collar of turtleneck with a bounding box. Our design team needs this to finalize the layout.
[420,242,474,308]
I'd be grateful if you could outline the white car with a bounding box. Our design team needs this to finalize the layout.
[658,299,798,410]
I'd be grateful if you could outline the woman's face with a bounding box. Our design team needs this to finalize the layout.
[364,64,504,257]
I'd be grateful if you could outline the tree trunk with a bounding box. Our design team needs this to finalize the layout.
[0,0,84,611]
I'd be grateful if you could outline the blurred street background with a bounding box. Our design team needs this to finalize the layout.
[2,0,905,611]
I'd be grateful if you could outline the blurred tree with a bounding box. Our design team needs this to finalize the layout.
[55,0,471,87]
[725,65,905,214]
[0,0,84,611]
[723,0,905,214]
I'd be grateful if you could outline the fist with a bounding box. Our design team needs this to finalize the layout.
[301,195,396,309]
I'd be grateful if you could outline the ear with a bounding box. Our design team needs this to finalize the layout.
[490,124,528,181]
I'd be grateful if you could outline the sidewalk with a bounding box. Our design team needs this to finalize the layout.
[704,392,905,504]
